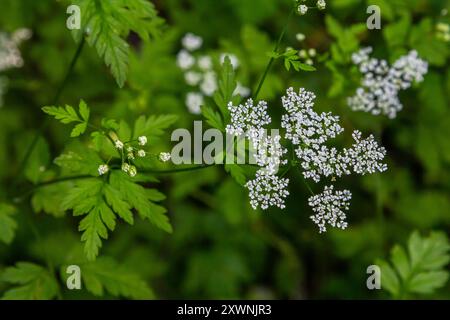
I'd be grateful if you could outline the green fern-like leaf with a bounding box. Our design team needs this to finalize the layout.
[1,262,59,300]
[0,203,17,245]
[42,100,90,137]
[376,231,450,298]
[72,0,163,87]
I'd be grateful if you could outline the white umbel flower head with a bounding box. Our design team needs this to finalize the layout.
[181,33,203,51]
[138,136,147,146]
[348,47,428,118]
[159,152,171,162]
[245,170,290,210]
[298,5,308,15]
[308,185,351,233]
[186,92,204,114]
[226,99,271,137]
[250,132,288,175]
[98,164,109,176]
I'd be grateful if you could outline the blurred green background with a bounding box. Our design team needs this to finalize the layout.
[0,0,449,299]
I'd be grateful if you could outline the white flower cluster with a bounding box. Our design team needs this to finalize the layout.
[159,152,171,162]
[246,170,290,210]
[177,33,250,114]
[226,98,289,209]
[0,28,31,107]
[282,87,387,183]
[98,135,149,177]
[226,87,387,232]
[348,47,428,119]
[308,185,351,233]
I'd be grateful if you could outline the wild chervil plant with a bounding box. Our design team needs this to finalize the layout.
[0,0,447,300]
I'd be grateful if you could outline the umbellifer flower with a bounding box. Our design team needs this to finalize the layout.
[98,164,109,176]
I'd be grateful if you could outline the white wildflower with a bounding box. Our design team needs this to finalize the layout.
[185,92,204,114]
[348,47,428,118]
[198,55,213,70]
[98,164,109,176]
[185,71,202,86]
[115,140,124,150]
[226,98,271,137]
[200,71,217,96]
[298,5,308,15]
[245,170,290,210]
[308,48,316,57]
[296,33,306,42]
[298,49,307,58]
[181,33,203,51]
[159,152,171,162]
[305,59,314,65]
[122,163,130,173]
[127,152,135,160]
[176,49,195,70]
[138,136,147,146]
[137,149,146,157]
[250,132,288,175]
[128,165,137,177]
[317,0,326,10]
[308,185,351,233]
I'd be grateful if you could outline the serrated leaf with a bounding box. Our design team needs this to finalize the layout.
[133,114,178,142]
[42,100,90,137]
[213,56,239,120]
[224,164,247,186]
[76,257,153,299]
[1,262,59,300]
[202,104,224,130]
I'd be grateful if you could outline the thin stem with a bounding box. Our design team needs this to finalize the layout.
[140,164,215,175]
[253,7,295,100]
[13,37,86,188]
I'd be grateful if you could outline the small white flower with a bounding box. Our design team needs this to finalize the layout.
[98,164,109,176]
[181,33,203,51]
[127,146,133,152]
[176,49,195,70]
[137,149,146,157]
[184,71,202,86]
[186,92,204,114]
[127,152,135,160]
[296,33,306,42]
[200,71,217,96]
[317,0,326,10]
[198,55,213,70]
[115,140,124,150]
[122,163,130,173]
[128,165,137,177]
[159,152,171,162]
[245,170,290,210]
[305,58,314,65]
[298,49,307,58]
[138,136,147,146]
[308,48,316,57]
[298,5,308,15]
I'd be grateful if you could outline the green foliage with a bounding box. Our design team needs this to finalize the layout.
[270,49,316,72]
[376,231,450,298]
[62,257,154,299]
[72,0,163,87]
[1,262,59,300]
[42,100,90,137]
[0,203,17,244]
[62,172,170,261]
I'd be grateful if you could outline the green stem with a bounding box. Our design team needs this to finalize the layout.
[13,37,86,188]
[253,7,295,100]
